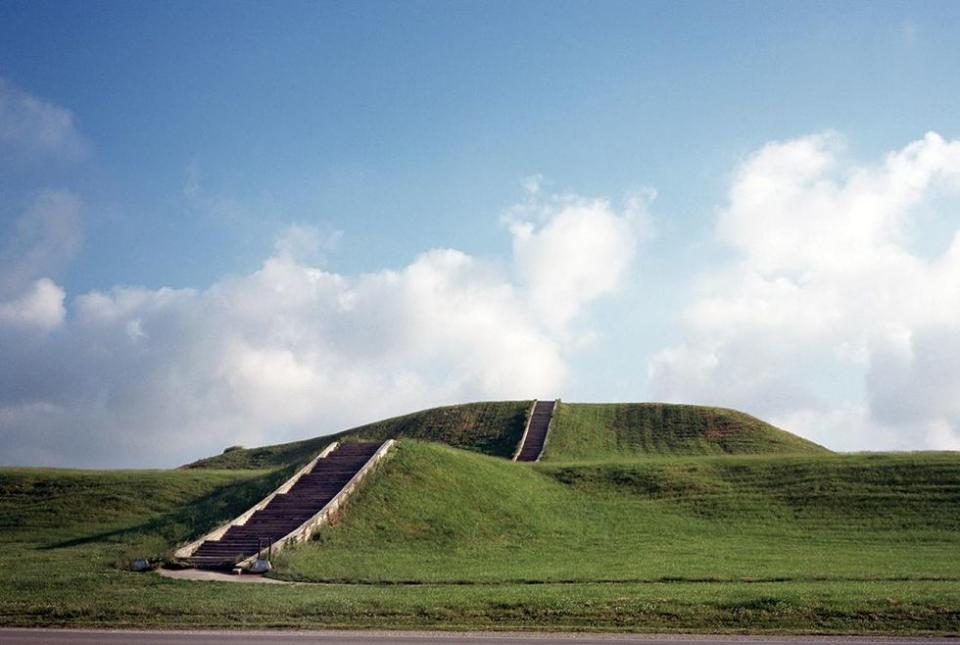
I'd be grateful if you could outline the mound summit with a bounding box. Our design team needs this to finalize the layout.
[185,401,828,470]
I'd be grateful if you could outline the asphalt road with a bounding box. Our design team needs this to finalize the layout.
[2,631,959,645]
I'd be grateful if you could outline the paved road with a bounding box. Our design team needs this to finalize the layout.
[2,630,959,645]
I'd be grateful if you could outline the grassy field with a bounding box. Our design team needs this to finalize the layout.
[2,401,959,633]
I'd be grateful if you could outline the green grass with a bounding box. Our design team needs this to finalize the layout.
[2,400,959,634]
[186,400,531,469]
[2,445,959,633]
[275,442,960,585]
[4,576,960,633]
[543,403,829,461]
[0,467,293,559]
[186,401,828,471]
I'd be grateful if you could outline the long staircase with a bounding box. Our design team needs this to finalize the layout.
[515,400,555,462]
[182,441,384,569]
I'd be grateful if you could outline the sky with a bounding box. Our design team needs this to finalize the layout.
[2,1,960,467]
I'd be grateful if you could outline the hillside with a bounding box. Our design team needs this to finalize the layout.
[185,400,531,469]
[187,401,827,470]
[276,441,959,584]
[0,466,291,549]
[542,403,829,461]
[2,438,960,632]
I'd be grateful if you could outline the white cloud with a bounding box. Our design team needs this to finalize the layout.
[0,184,646,468]
[0,190,80,335]
[1,189,83,296]
[866,326,960,440]
[505,186,652,329]
[926,419,960,451]
[0,79,87,158]
[0,278,66,333]
[649,132,960,451]
[273,224,343,262]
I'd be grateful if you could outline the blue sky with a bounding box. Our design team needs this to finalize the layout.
[2,1,960,467]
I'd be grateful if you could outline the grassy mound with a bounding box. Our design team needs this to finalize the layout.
[2,443,960,632]
[187,401,827,470]
[275,441,960,584]
[542,403,829,461]
[185,400,531,469]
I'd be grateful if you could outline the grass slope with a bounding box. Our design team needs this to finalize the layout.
[187,401,827,471]
[276,442,960,585]
[186,400,531,469]
[2,444,960,632]
[543,403,829,461]
[0,467,292,556]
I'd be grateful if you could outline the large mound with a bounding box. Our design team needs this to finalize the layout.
[276,441,960,584]
[542,402,829,461]
[187,401,827,470]
[185,401,530,469]
[3,443,960,632]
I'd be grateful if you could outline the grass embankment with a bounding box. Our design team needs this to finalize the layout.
[0,467,290,563]
[186,401,825,471]
[186,400,530,469]
[2,400,959,633]
[2,452,959,633]
[543,403,829,461]
[276,441,960,584]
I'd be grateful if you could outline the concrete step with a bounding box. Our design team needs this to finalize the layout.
[184,441,385,569]
[516,400,555,462]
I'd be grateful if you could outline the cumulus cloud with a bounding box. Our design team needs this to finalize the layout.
[273,224,343,262]
[0,184,646,468]
[0,79,87,158]
[0,189,81,337]
[505,179,652,329]
[1,189,83,296]
[0,278,66,332]
[649,132,960,451]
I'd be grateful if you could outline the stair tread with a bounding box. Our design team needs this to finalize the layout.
[184,441,386,568]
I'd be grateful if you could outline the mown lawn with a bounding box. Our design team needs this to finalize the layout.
[186,400,531,469]
[543,402,829,460]
[2,442,959,633]
[275,442,960,585]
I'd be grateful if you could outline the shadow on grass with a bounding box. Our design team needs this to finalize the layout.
[41,464,299,551]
